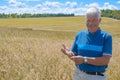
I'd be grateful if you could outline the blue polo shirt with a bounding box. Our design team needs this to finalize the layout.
[71,29,112,72]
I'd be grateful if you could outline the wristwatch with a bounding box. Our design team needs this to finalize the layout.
[83,57,88,63]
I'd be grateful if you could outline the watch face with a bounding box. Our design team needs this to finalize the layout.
[85,58,87,63]
[84,57,88,63]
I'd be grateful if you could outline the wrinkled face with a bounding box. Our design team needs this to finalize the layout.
[86,15,101,33]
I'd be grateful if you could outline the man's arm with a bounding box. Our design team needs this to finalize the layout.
[61,44,111,66]
[70,55,111,66]
[87,55,111,66]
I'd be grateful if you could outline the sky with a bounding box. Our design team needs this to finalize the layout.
[0,0,120,15]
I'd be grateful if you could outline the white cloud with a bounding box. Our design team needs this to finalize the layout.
[73,8,87,15]
[0,6,9,14]
[0,1,96,15]
[41,7,50,11]
[65,2,77,8]
[85,3,100,8]
[26,0,39,1]
[84,2,118,10]
[101,2,118,10]
[0,6,8,10]
[35,4,42,8]
[0,1,119,15]
[117,1,120,4]
[43,1,61,8]
[8,0,26,8]
[9,0,16,4]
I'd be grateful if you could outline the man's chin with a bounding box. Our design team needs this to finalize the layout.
[88,28,95,33]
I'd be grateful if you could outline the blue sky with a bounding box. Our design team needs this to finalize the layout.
[0,0,120,15]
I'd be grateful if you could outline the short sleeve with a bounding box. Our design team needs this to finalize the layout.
[103,34,112,56]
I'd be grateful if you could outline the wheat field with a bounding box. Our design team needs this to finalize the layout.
[0,17,120,80]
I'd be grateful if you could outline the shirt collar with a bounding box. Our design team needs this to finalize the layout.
[87,27,101,35]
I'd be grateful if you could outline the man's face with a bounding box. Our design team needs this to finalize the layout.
[86,15,101,33]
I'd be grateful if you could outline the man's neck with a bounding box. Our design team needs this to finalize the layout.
[89,27,100,34]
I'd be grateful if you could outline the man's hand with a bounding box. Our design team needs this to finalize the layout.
[61,44,75,58]
[61,44,84,64]
[70,56,84,64]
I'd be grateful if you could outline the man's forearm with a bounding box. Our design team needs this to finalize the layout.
[71,55,111,66]
[87,55,111,66]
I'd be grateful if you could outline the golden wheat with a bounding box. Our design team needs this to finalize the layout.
[0,17,120,80]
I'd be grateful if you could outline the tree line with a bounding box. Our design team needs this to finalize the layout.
[101,10,120,20]
[0,13,74,18]
[0,10,120,19]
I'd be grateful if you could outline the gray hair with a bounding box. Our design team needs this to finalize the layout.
[86,7,101,19]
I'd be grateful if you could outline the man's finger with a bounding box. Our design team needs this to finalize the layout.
[62,44,69,50]
[70,56,75,59]
[70,56,78,60]
[62,44,67,49]
[61,48,67,55]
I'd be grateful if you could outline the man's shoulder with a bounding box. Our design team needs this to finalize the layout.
[100,30,112,39]
[77,30,87,35]
[100,30,112,36]
[74,30,87,39]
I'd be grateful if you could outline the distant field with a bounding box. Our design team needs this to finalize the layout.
[0,17,120,80]
[0,17,120,35]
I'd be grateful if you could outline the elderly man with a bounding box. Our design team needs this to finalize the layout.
[61,7,112,80]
